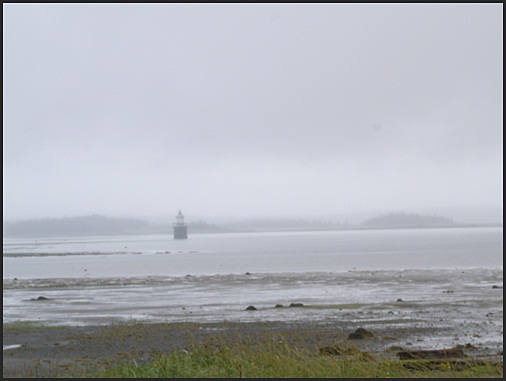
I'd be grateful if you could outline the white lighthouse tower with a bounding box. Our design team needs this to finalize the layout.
[173,210,188,239]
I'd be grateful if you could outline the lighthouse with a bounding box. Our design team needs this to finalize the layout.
[173,210,188,239]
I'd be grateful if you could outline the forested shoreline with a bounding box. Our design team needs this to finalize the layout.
[2,212,492,238]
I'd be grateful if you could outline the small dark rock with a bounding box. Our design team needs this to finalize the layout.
[397,299,403,302]
[30,296,50,301]
[492,285,503,289]
[245,305,257,311]
[289,303,304,307]
[275,304,284,308]
[348,328,375,340]
[245,272,251,275]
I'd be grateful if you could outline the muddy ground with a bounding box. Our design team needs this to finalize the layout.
[3,318,503,378]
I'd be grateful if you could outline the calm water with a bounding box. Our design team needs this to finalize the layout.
[3,227,503,279]
[2,227,503,350]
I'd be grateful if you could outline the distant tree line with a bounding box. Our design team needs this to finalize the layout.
[362,212,454,227]
[221,218,345,232]
[4,215,156,238]
[2,215,228,238]
[2,212,459,238]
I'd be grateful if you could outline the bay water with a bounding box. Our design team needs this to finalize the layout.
[2,227,503,351]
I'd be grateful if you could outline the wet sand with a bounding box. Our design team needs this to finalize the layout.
[3,318,503,378]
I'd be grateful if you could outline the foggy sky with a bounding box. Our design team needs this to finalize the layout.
[3,4,503,223]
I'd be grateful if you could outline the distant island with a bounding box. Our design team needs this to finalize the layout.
[3,215,156,238]
[3,212,500,238]
[361,212,454,227]
[2,215,229,238]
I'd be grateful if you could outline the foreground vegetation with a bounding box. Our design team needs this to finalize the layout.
[6,321,501,378]
[84,338,502,378]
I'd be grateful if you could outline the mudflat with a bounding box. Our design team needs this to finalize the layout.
[3,319,503,378]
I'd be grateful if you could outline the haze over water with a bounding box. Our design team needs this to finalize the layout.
[3,227,502,279]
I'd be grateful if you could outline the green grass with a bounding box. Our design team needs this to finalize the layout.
[83,336,503,378]
[7,321,502,378]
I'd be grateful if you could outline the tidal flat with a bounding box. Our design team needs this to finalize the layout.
[3,269,504,377]
[3,229,503,377]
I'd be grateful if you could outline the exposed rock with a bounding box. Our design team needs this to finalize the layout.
[245,305,257,311]
[491,285,503,289]
[348,328,375,340]
[289,303,304,307]
[397,299,403,302]
[245,272,251,275]
[275,304,283,308]
[30,296,50,301]
[396,348,465,360]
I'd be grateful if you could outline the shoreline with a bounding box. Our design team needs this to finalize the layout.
[3,319,503,378]
[3,223,503,240]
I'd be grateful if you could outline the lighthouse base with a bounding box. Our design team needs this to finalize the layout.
[173,226,188,239]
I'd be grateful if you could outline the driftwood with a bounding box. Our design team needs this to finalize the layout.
[318,345,344,355]
[397,348,465,360]
[400,358,500,371]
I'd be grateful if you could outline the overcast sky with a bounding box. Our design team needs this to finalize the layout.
[3,4,503,223]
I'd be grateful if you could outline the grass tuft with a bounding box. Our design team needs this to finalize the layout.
[83,333,503,378]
